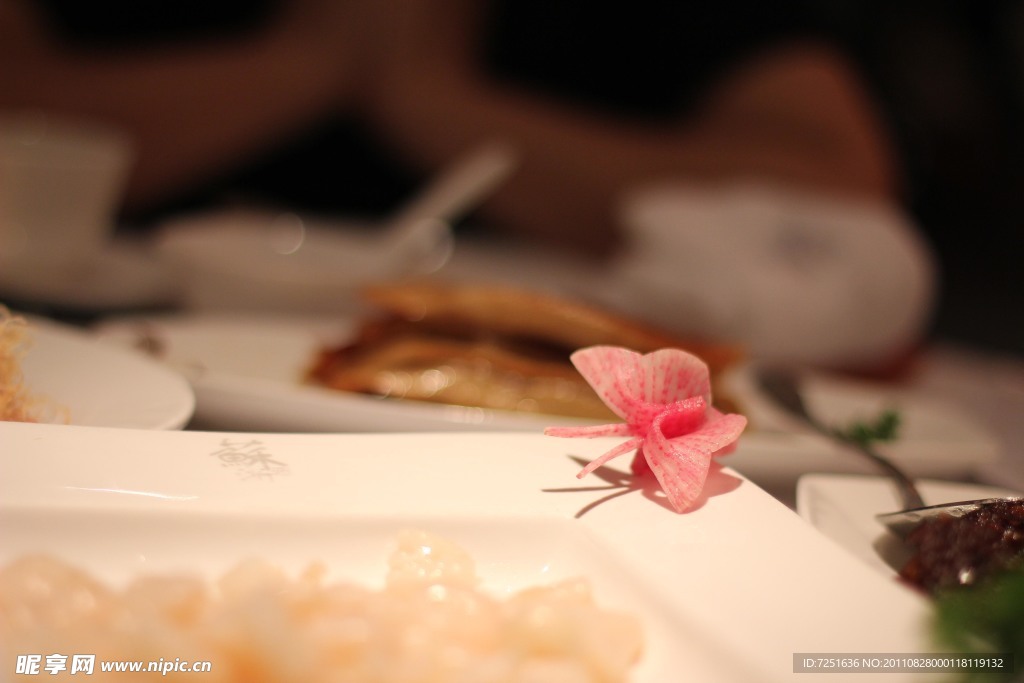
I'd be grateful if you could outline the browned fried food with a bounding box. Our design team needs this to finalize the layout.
[360,282,740,375]
[307,281,743,419]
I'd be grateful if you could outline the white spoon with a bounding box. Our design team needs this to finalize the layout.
[755,367,1022,538]
[376,141,518,274]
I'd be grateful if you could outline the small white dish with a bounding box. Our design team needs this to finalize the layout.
[0,240,175,310]
[796,473,1023,578]
[1,422,935,682]
[155,210,451,315]
[13,315,194,429]
[612,183,937,368]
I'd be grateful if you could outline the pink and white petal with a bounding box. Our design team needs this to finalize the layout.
[655,397,708,438]
[689,413,748,457]
[624,401,666,433]
[642,425,714,513]
[577,436,644,478]
[544,423,633,438]
[569,346,646,419]
[701,406,740,455]
[641,410,748,512]
[637,348,712,405]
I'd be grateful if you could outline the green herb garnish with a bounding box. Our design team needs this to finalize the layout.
[833,408,901,447]
[933,566,1024,682]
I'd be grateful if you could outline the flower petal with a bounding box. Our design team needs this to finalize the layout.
[570,346,713,426]
[643,412,748,512]
[569,346,645,420]
[635,348,712,406]
[656,397,708,439]
[642,429,712,513]
[550,345,748,514]
[702,408,746,456]
[682,413,748,457]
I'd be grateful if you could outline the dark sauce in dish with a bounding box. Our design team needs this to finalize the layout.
[900,500,1024,594]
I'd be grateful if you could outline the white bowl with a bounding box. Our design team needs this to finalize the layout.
[610,183,938,369]
[155,210,451,315]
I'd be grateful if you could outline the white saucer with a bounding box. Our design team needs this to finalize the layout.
[154,210,450,315]
[18,315,195,429]
[0,239,176,310]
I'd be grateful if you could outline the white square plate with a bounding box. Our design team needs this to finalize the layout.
[1,423,937,682]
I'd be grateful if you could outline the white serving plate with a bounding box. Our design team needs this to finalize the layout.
[93,315,999,487]
[0,422,937,682]
[92,313,593,433]
[11,314,194,429]
[796,473,1024,578]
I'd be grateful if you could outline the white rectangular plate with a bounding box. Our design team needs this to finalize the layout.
[1,422,938,682]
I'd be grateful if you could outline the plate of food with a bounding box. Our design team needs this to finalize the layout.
[92,281,740,434]
[93,281,998,488]
[796,473,1024,583]
[2,308,194,429]
[1,421,937,682]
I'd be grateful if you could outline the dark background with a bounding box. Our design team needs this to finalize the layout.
[36,0,1024,358]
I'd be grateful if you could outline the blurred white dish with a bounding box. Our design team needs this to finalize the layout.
[0,240,175,310]
[94,315,998,486]
[796,473,1023,578]
[610,183,937,369]
[93,313,583,433]
[13,315,194,429]
[1,422,935,682]
[155,210,451,315]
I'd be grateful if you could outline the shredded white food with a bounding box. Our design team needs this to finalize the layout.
[0,530,643,682]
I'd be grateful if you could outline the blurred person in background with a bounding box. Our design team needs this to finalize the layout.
[0,0,897,248]
[0,0,369,217]
[0,0,1016,365]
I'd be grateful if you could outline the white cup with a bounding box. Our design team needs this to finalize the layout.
[0,112,134,269]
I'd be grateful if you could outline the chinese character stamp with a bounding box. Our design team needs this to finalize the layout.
[210,438,290,480]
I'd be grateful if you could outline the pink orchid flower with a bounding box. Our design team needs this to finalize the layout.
[545,346,747,513]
